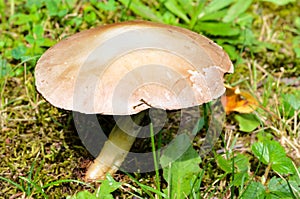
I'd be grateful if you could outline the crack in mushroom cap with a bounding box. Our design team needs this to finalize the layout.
[35,20,233,115]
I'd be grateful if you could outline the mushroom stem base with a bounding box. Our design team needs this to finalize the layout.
[84,112,146,181]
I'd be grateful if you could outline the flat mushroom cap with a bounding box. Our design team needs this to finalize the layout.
[35,20,233,115]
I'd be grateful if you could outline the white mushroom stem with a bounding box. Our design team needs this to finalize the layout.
[85,112,146,181]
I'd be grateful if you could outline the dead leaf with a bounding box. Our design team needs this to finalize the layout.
[221,85,259,114]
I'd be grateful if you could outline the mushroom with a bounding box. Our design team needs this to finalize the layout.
[35,20,233,181]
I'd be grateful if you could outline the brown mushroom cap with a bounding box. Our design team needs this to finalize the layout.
[35,20,233,115]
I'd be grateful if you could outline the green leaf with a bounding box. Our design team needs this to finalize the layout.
[84,11,97,24]
[216,155,232,173]
[164,0,190,23]
[203,0,235,14]
[176,0,196,17]
[223,44,239,60]
[272,157,295,174]
[262,0,296,6]
[217,154,250,171]
[45,0,60,16]
[25,34,35,45]
[191,118,204,135]
[251,140,295,174]
[161,134,201,198]
[160,134,192,167]
[42,38,56,47]
[280,90,300,117]
[33,24,44,38]
[119,0,163,22]
[75,190,98,199]
[233,172,249,187]
[268,177,296,198]
[58,9,68,18]
[179,0,206,28]
[97,0,116,11]
[234,154,250,172]
[98,173,122,196]
[199,9,227,21]
[282,93,300,111]
[223,0,253,23]
[251,142,269,164]
[97,194,113,199]
[216,154,250,186]
[25,0,43,10]
[295,17,300,30]
[196,22,240,36]
[293,47,300,58]
[10,13,38,25]
[290,167,300,186]
[236,13,254,27]
[67,175,120,199]
[0,57,12,78]
[162,11,177,24]
[239,28,257,46]
[234,114,260,132]
[266,140,287,163]
[67,17,83,28]
[240,181,266,199]
[11,45,27,60]
[252,140,282,164]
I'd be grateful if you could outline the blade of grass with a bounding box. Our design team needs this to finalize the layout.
[33,158,44,182]
[223,0,253,23]
[27,151,40,195]
[190,168,205,199]
[19,176,48,199]
[120,0,132,21]
[0,176,25,192]
[122,182,144,198]
[286,179,297,199]
[121,183,143,199]
[189,0,206,30]
[230,153,235,199]
[126,172,167,198]
[164,0,190,23]
[119,0,163,22]
[203,102,212,130]
[202,0,234,15]
[167,162,171,198]
[150,122,161,199]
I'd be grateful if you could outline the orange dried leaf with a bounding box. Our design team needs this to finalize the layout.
[221,86,259,114]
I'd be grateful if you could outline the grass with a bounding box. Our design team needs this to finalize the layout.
[1,0,300,198]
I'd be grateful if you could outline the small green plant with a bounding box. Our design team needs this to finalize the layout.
[239,139,300,198]
[234,113,261,132]
[252,139,296,177]
[280,90,300,136]
[67,174,122,199]
[160,134,202,198]
[216,153,251,196]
